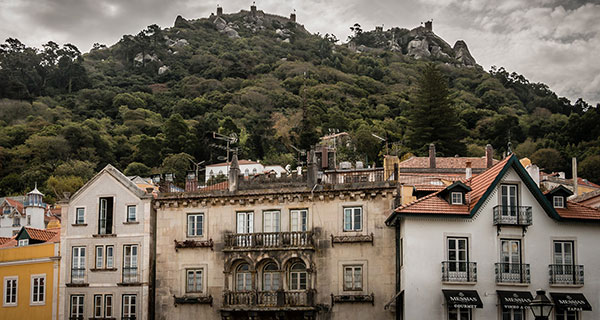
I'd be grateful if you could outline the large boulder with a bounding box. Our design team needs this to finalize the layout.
[453,40,477,66]
[407,37,430,59]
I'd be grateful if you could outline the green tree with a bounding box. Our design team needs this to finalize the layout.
[407,64,466,156]
[530,148,564,173]
[124,162,152,177]
[580,155,600,184]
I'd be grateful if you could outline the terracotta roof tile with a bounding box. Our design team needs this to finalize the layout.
[556,202,600,220]
[0,237,12,245]
[24,227,59,242]
[0,239,17,248]
[399,157,499,169]
[4,198,23,214]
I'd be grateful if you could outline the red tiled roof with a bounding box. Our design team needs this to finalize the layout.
[0,237,12,245]
[0,239,17,248]
[556,202,600,220]
[399,156,499,169]
[24,227,59,242]
[413,184,446,192]
[199,181,229,192]
[4,198,23,214]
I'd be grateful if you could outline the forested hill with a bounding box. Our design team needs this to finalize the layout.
[1,8,600,202]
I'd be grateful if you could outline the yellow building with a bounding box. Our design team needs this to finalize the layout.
[0,227,60,320]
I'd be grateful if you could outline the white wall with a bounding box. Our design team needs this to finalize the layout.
[401,167,600,320]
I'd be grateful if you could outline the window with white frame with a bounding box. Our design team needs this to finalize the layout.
[186,269,203,293]
[105,295,113,318]
[13,216,20,227]
[448,308,472,320]
[343,207,362,232]
[95,246,104,269]
[236,264,252,291]
[30,274,45,304]
[502,308,525,320]
[71,246,86,283]
[343,265,363,291]
[187,213,204,237]
[553,196,565,208]
[451,192,463,205]
[290,209,308,232]
[93,294,113,318]
[70,295,84,319]
[18,239,29,246]
[262,263,280,291]
[127,205,137,222]
[123,245,138,283]
[555,309,579,320]
[106,245,114,269]
[122,294,137,320]
[3,276,17,305]
[75,207,85,224]
[289,262,307,291]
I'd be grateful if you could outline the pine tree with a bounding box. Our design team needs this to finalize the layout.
[407,63,466,156]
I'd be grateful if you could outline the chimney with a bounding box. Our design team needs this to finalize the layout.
[185,171,198,192]
[307,147,318,187]
[321,145,328,169]
[526,164,540,187]
[429,144,436,169]
[572,157,578,196]
[485,144,494,168]
[216,5,223,16]
[228,152,240,192]
[425,20,432,32]
[290,11,296,22]
[465,161,472,179]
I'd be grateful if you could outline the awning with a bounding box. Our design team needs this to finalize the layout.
[550,293,592,311]
[443,290,483,309]
[497,290,534,309]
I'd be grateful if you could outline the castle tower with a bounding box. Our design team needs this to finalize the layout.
[290,9,296,22]
[216,5,223,16]
[24,184,46,229]
[425,20,432,31]
[250,1,257,16]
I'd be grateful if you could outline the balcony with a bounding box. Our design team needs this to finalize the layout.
[549,264,584,286]
[223,290,314,308]
[441,261,477,283]
[493,205,532,226]
[495,263,530,284]
[121,267,139,284]
[224,231,314,251]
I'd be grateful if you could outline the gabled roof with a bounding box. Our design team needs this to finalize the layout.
[387,155,570,224]
[69,164,151,202]
[544,185,574,197]
[556,202,600,220]
[570,188,600,203]
[18,227,59,242]
[1,198,24,215]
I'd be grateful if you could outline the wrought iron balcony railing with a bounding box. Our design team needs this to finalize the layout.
[223,290,314,307]
[122,267,139,283]
[549,264,584,285]
[441,261,477,282]
[71,268,85,283]
[495,263,531,284]
[493,205,532,226]
[224,231,314,250]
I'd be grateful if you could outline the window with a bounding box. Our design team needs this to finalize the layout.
[236,264,252,291]
[2,206,10,214]
[70,295,84,319]
[451,192,463,205]
[553,196,565,208]
[343,207,362,231]
[502,309,525,320]
[13,216,20,227]
[122,294,136,320]
[500,185,518,216]
[71,247,86,283]
[262,263,279,291]
[123,245,138,283]
[94,294,113,318]
[75,208,85,224]
[448,308,471,320]
[186,269,203,293]
[552,240,575,282]
[236,212,254,246]
[290,209,308,232]
[343,265,363,291]
[187,213,204,237]
[98,197,114,234]
[289,262,307,291]
[499,239,524,283]
[263,210,280,232]
[18,239,29,246]
[27,215,31,225]
[447,237,468,274]
[556,310,579,320]
[95,246,104,269]
[106,246,114,269]
[3,276,17,305]
[252,168,257,174]
[554,241,574,265]
[127,205,136,222]
[31,275,45,304]
[244,168,249,176]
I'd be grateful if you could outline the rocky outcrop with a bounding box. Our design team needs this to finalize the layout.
[214,17,240,39]
[453,40,477,66]
[407,37,431,59]
[174,15,193,29]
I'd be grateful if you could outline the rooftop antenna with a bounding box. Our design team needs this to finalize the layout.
[371,133,388,155]
[212,132,238,174]
[506,129,512,155]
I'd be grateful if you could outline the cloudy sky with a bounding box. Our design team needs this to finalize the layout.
[1,0,598,104]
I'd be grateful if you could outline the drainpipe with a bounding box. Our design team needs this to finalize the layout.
[572,157,578,196]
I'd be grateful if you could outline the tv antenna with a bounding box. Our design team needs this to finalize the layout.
[212,132,238,172]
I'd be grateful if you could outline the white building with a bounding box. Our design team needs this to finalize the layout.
[58,165,155,320]
[386,155,599,320]
[205,160,287,183]
[0,187,46,237]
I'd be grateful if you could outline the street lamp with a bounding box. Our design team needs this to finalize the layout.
[529,289,554,320]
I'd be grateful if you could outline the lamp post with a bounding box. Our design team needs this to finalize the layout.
[529,289,554,320]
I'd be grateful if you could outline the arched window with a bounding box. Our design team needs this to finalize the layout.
[289,262,307,290]
[209,170,214,178]
[218,170,224,176]
[252,168,257,174]
[262,263,279,291]
[236,263,252,291]
[244,169,250,176]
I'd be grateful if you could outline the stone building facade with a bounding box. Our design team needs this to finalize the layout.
[58,165,155,320]
[154,155,398,320]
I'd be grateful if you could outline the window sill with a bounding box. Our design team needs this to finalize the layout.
[30,302,46,306]
[442,281,477,286]
[174,295,213,306]
[66,283,89,287]
[92,234,116,238]
[496,282,530,287]
[331,293,374,306]
[2,303,17,307]
[549,283,584,288]
[174,239,214,251]
[72,223,87,227]
[123,221,139,225]
[117,282,141,287]
[90,268,117,272]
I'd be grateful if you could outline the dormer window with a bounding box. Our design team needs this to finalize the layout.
[451,192,463,205]
[553,196,564,208]
[3,206,11,214]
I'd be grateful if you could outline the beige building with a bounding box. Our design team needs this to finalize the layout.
[154,154,398,320]
[58,165,155,320]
